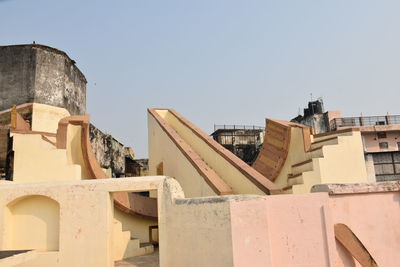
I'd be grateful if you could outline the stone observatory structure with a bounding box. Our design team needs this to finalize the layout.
[0,44,86,115]
[0,44,132,178]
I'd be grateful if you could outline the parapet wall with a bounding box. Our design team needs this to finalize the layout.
[0,44,86,115]
[159,178,400,267]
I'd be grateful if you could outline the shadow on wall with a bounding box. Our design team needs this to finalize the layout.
[4,195,60,251]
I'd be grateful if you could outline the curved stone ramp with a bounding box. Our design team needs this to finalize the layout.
[252,119,311,182]
[56,115,157,220]
[148,109,281,196]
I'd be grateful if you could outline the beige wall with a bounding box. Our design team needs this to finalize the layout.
[31,104,70,133]
[12,133,82,183]
[65,124,92,179]
[158,178,235,267]
[113,207,156,244]
[4,195,60,251]
[149,109,274,196]
[159,178,400,267]
[148,113,217,197]
[273,126,310,189]
[0,177,163,267]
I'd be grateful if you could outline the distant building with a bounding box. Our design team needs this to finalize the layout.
[293,100,400,182]
[211,124,264,165]
[125,158,149,177]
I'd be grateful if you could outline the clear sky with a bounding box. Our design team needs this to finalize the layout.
[1,0,399,157]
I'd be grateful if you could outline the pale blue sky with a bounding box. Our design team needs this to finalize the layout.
[1,0,399,157]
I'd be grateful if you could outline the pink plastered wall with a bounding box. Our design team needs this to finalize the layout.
[329,192,400,267]
[229,193,337,267]
[362,131,400,152]
[228,191,400,267]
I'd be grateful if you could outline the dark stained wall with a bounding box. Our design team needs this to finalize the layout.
[0,44,86,115]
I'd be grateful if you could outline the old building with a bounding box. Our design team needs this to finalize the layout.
[0,44,86,115]
[210,124,264,164]
[0,44,134,178]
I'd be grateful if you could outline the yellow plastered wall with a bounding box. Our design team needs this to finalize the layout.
[319,132,368,184]
[148,114,216,197]
[292,131,368,194]
[158,178,235,267]
[66,125,91,179]
[151,110,264,195]
[113,208,156,244]
[273,127,310,189]
[31,104,71,133]
[267,126,368,194]
[12,134,82,183]
[12,104,92,182]
[4,195,60,251]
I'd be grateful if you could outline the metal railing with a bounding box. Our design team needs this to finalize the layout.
[213,134,261,146]
[213,124,264,131]
[330,115,400,130]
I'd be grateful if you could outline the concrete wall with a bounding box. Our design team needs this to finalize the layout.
[0,177,164,267]
[148,109,279,196]
[148,112,217,197]
[160,178,400,267]
[0,44,86,115]
[362,131,400,153]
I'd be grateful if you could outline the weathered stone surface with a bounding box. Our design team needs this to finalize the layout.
[311,181,400,194]
[0,44,86,115]
[89,124,126,177]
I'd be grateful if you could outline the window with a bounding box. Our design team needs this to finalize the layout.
[373,152,400,182]
[379,142,389,149]
[376,121,386,125]
[377,132,387,139]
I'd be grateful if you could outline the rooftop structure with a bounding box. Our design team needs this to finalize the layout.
[0,44,87,115]
[211,124,264,164]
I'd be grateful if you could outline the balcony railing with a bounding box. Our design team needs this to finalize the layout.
[213,124,264,131]
[330,115,400,130]
[213,134,261,146]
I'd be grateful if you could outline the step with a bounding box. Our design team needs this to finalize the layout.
[312,129,354,143]
[291,159,313,176]
[282,185,293,194]
[310,136,338,150]
[123,240,154,259]
[287,174,304,187]
[310,147,324,158]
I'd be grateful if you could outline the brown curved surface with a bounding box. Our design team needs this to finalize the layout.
[56,115,157,220]
[252,119,311,182]
[334,223,378,267]
[252,119,292,182]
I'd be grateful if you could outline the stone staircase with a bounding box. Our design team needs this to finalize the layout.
[112,219,154,261]
[283,130,359,194]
